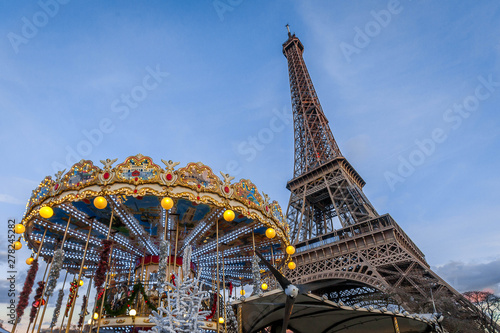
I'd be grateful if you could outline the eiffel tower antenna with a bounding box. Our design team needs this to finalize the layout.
[282,31,488,330]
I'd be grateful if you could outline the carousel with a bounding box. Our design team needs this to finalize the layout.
[13,154,292,333]
[12,154,437,333]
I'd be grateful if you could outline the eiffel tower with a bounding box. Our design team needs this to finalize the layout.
[281,26,477,320]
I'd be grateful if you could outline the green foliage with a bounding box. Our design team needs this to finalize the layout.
[96,283,157,317]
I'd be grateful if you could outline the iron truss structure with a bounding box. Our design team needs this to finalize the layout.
[281,28,485,326]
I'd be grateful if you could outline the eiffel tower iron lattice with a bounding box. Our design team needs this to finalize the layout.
[281,27,485,328]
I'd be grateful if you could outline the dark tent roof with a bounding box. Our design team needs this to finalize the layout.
[232,289,435,333]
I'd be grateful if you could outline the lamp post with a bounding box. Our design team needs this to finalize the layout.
[130,309,137,333]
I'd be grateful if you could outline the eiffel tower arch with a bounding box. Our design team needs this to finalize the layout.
[280,27,478,318]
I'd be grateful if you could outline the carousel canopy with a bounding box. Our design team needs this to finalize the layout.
[234,289,435,333]
[21,154,290,284]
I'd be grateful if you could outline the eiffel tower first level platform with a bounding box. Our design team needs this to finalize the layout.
[287,213,433,293]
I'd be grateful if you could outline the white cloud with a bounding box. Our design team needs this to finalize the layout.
[0,193,24,205]
[433,258,500,294]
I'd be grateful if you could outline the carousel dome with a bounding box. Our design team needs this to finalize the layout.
[22,154,290,282]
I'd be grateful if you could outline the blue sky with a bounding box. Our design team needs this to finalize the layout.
[1,0,499,329]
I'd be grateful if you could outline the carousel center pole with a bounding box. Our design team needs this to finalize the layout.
[12,227,47,333]
[35,216,72,333]
[65,223,93,333]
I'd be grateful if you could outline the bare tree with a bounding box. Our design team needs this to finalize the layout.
[463,291,500,333]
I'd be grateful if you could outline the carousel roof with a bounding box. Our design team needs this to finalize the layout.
[21,154,290,283]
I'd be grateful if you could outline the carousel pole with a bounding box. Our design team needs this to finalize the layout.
[126,260,133,289]
[163,207,168,243]
[270,246,275,289]
[139,249,146,313]
[12,227,47,333]
[165,215,172,304]
[25,257,50,333]
[35,216,72,333]
[216,218,220,332]
[222,252,227,333]
[158,209,169,309]
[172,220,179,277]
[57,274,76,333]
[252,231,255,254]
[133,249,146,314]
[34,228,48,261]
[95,253,116,333]
[65,223,93,333]
[95,209,116,333]
[50,270,69,333]
[78,274,93,333]
[89,209,113,332]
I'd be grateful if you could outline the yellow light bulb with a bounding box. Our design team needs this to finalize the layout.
[14,241,22,250]
[40,206,54,219]
[26,257,34,265]
[288,261,296,270]
[223,209,235,222]
[218,317,224,324]
[161,197,174,210]
[261,283,268,290]
[93,312,99,320]
[14,224,26,234]
[286,245,295,255]
[129,309,137,316]
[79,280,84,286]
[93,196,107,209]
[265,228,276,239]
[240,289,245,296]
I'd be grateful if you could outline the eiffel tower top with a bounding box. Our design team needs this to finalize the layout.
[282,27,342,178]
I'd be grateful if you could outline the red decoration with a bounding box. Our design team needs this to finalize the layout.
[103,172,110,179]
[65,280,79,317]
[166,173,173,181]
[54,184,59,190]
[196,196,200,201]
[224,186,230,193]
[206,293,217,320]
[30,281,45,323]
[134,177,139,181]
[170,274,176,286]
[16,258,38,320]
[95,240,113,291]
[133,189,138,193]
